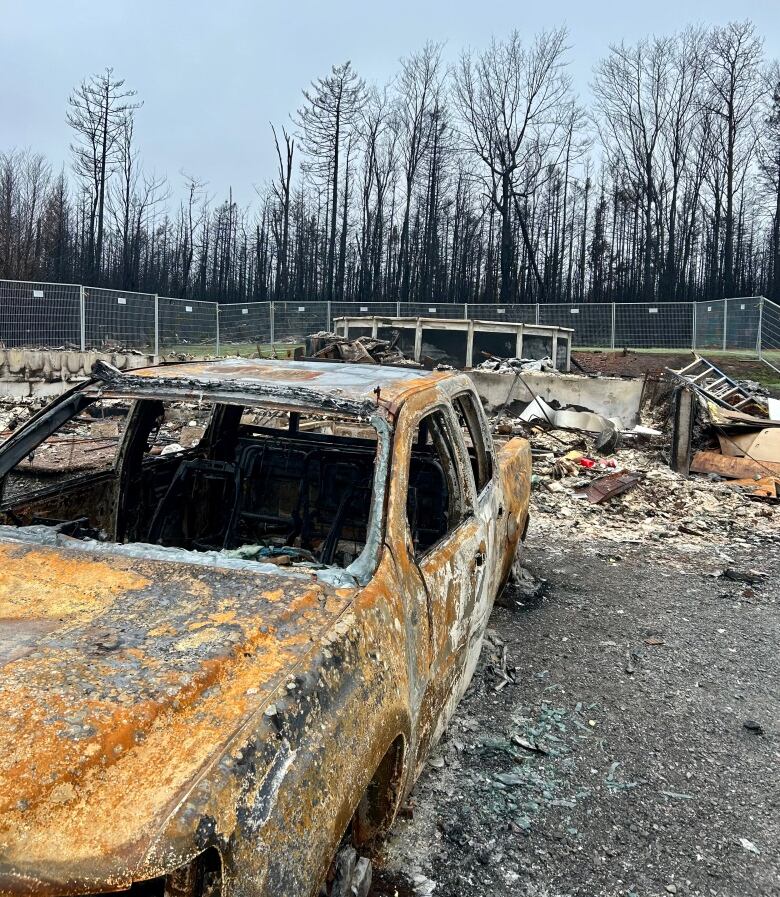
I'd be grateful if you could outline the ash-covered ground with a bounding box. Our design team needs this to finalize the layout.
[373,457,779,897]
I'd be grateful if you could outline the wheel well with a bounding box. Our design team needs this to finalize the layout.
[164,847,223,897]
[352,734,406,846]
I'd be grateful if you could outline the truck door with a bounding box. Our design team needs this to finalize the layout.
[397,403,489,760]
[450,390,502,692]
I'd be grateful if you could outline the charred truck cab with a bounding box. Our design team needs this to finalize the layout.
[0,358,531,897]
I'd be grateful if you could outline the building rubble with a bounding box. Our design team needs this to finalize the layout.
[475,355,558,373]
[664,355,780,496]
[0,396,45,435]
[491,384,778,553]
[305,331,417,366]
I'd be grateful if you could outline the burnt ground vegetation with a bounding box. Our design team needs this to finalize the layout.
[571,351,780,396]
[373,527,780,897]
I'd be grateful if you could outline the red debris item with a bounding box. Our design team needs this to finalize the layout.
[578,458,596,468]
[574,470,644,504]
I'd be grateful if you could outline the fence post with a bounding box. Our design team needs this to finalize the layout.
[691,302,697,351]
[722,299,728,352]
[269,301,275,345]
[610,303,616,350]
[535,304,540,325]
[215,304,220,357]
[153,294,159,357]
[397,301,401,317]
[756,297,763,359]
[464,302,469,321]
[326,300,332,331]
[79,284,86,352]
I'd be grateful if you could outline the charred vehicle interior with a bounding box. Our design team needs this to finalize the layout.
[0,371,480,580]
[0,392,384,576]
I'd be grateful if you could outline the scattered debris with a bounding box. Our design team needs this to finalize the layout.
[476,355,557,373]
[492,375,778,548]
[743,720,764,736]
[411,874,437,896]
[726,476,778,498]
[593,422,621,454]
[718,568,766,585]
[738,837,761,855]
[519,395,622,435]
[497,564,546,610]
[574,470,644,504]
[666,358,780,495]
[305,331,415,366]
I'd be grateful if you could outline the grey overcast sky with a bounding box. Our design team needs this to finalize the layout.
[1,0,779,207]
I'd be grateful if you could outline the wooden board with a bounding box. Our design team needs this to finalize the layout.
[717,428,780,461]
[727,477,778,498]
[748,428,780,462]
[691,451,780,480]
[718,432,758,457]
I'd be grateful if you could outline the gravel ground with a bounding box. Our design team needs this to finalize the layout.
[372,526,780,897]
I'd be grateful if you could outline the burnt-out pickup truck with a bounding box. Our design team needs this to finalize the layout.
[0,359,531,897]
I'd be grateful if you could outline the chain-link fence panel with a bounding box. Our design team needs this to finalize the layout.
[83,286,156,351]
[3,278,776,367]
[399,302,467,319]
[219,303,272,349]
[724,297,762,350]
[272,301,329,340]
[694,300,725,351]
[0,279,82,348]
[538,303,611,347]
[759,299,780,373]
[158,297,218,355]
[615,302,694,349]
[468,303,538,324]
[330,301,400,322]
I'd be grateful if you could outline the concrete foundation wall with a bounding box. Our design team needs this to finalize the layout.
[468,370,645,429]
[0,349,155,398]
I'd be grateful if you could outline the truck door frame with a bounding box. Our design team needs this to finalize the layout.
[385,392,488,767]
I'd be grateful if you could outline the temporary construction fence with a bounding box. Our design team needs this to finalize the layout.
[0,279,778,372]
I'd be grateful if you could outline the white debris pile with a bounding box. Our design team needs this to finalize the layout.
[476,355,557,373]
[0,397,45,435]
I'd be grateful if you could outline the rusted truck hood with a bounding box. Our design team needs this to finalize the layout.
[0,531,356,895]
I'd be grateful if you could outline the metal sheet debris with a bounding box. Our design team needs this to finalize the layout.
[519,396,622,435]
[573,470,643,504]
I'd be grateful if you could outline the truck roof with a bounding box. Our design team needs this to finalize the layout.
[95,357,463,416]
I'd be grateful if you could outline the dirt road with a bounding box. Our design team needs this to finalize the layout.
[374,527,780,897]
